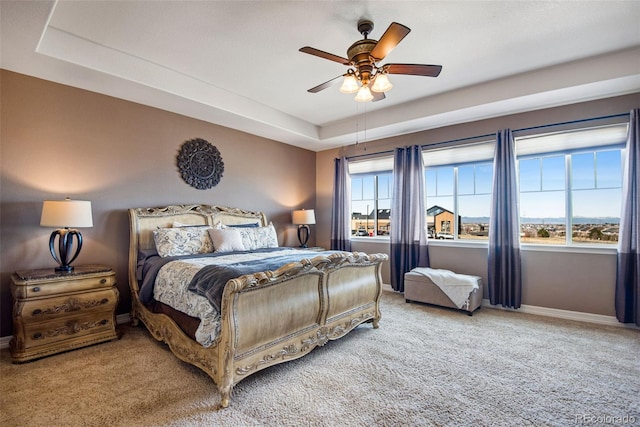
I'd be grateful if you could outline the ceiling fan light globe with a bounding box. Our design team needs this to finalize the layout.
[339,75,360,94]
[354,86,374,102]
[371,74,393,93]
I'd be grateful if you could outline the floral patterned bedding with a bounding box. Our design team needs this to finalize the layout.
[148,248,322,347]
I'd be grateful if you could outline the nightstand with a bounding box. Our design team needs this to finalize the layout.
[10,264,119,363]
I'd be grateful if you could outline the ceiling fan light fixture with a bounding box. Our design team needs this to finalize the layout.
[339,74,359,94]
[300,21,442,103]
[371,73,393,93]
[354,85,374,102]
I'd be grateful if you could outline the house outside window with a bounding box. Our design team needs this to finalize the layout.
[516,124,627,245]
[349,157,393,237]
[424,141,495,241]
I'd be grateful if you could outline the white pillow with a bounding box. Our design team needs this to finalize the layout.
[153,227,214,257]
[208,228,246,253]
[235,222,279,250]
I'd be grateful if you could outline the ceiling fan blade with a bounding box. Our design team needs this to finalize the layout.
[385,63,443,77]
[372,91,386,102]
[307,75,344,93]
[299,47,351,65]
[369,22,410,61]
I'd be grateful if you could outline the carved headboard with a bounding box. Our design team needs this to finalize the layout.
[128,204,268,291]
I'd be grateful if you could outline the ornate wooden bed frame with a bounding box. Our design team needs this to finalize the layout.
[128,204,388,408]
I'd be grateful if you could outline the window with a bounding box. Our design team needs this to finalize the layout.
[349,158,393,237]
[424,142,495,241]
[516,124,627,245]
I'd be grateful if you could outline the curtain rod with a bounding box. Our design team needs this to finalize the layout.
[345,112,630,161]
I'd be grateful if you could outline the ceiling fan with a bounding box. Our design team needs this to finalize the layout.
[299,20,442,102]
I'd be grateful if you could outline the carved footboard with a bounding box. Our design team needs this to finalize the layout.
[215,252,387,408]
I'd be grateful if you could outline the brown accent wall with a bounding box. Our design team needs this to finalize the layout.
[0,70,316,337]
[316,93,640,316]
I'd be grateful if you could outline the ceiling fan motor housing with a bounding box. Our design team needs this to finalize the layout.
[347,39,377,84]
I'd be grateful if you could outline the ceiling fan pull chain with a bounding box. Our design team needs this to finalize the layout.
[363,104,367,151]
[355,102,359,147]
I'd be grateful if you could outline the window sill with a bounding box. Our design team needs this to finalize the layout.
[350,237,617,255]
[351,236,390,243]
[520,243,617,255]
[428,239,487,248]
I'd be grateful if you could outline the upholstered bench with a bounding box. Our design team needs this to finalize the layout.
[405,268,483,316]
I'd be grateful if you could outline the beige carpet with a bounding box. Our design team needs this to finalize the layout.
[1,290,639,427]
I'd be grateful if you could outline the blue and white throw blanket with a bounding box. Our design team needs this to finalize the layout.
[188,250,333,313]
[137,248,333,347]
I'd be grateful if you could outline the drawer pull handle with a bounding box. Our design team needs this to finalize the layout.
[33,332,43,339]
[100,279,107,284]
[32,287,40,293]
[32,309,42,316]
[100,298,109,305]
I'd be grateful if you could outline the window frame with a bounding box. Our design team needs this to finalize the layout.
[515,124,627,247]
[349,169,393,239]
[344,119,629,252]
[424,140,496,243]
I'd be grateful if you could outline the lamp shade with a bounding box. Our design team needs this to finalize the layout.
[339,74,359,94]
[41,200,93,228]
[371,73,393,93]
[354,86,374,102]
[292,209,316,225]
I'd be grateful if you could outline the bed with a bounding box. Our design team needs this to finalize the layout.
[128,204,388,408]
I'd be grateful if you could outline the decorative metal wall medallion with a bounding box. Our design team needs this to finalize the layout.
[177,138,224,190]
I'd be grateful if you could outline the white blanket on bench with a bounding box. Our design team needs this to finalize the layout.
[411,268,479,309]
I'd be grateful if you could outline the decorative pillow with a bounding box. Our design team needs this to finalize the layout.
[153,226,214,257]
[236,222,279,250]
[208,228,246,253]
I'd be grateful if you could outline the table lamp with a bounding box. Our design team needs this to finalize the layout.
[292,209,316,248]
[40,198,93,272]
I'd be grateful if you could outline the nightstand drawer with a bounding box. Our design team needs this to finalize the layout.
[15,274,116,299]
[19,288,118,323]
[21,310,116,349]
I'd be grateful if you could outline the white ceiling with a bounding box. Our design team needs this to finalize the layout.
[2,1,640,152]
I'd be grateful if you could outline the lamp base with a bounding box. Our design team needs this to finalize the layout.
[297,225,310,248]
[49,229,83,272]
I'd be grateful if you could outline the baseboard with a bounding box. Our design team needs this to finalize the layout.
[382,283,394,292]
[0,335,11,350]
[116,313,131,325]
[0,313,134,350]
[481,299,639,329]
